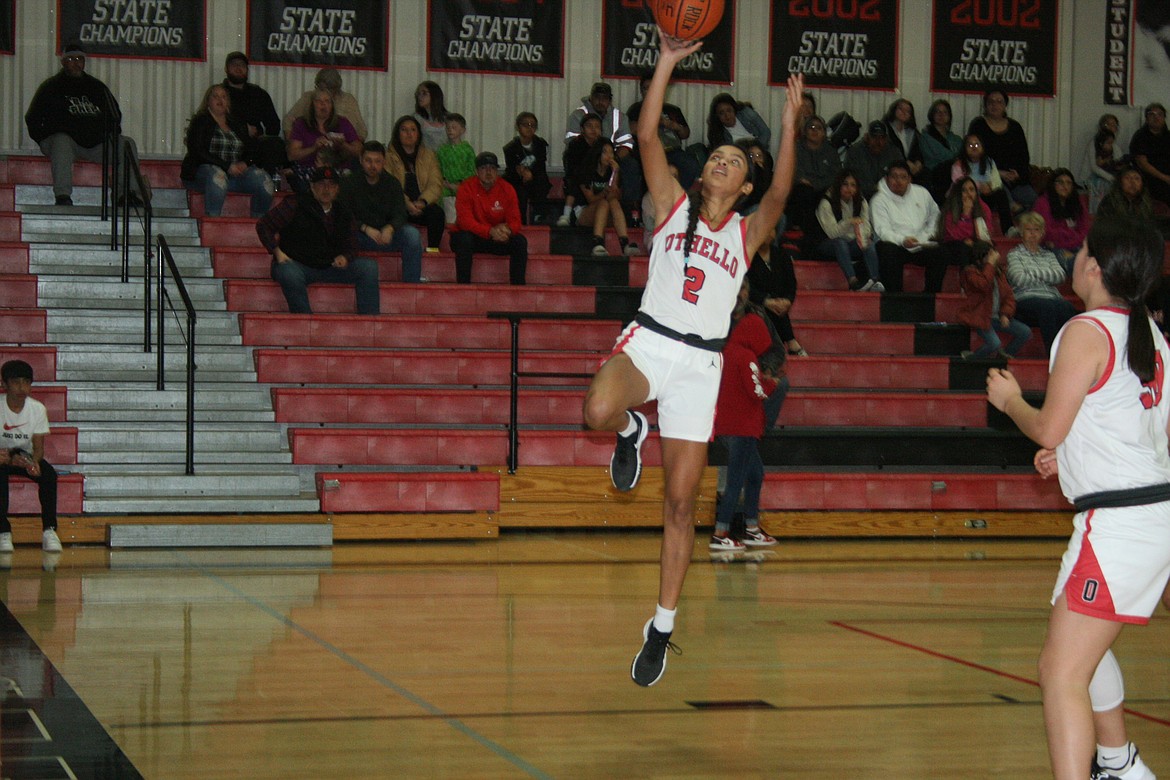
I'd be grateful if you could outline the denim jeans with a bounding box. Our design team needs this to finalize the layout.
[714,436,764,533]
[817,237,881,285]
[270,257,381,314]
[189,163,273,217]
[357,225,424,283]
[972,317,1032,357]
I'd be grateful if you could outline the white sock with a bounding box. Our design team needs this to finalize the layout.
[1097,742,1135,770]
[653,604,676,634]
[562,204,572,216]
[619,412,638,437]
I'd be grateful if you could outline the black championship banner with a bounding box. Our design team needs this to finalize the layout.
[0,0,13,55]
[770,0,899,90]
[428,0,563,77]
[931,0,1058,97]
[248,0,388,69]
[57,0,204,60]
[601,0,734,84]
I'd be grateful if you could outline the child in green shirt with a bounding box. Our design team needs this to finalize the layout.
[437,113,476,222]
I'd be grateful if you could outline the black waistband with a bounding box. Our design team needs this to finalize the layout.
[634,312,727,353]
[1073,483,1170,512]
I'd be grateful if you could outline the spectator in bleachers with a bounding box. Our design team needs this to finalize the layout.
[747,225,806,356]
[788,115,840,231]
[956,241,1030,359]
[180,84,273,219]
[576,140,638,256]
[871,161,947,293]
[938,176,993,271]
[436,113,476,223]
[1096,166,1155,224]
[1130,102,1170,209]
[921,99,963,198]
[1080,114,1123,213]
[385,115,446,252]
[1033,168,1090,270]
[736,141,772,217]
[24,43,141,207]
[451,152,527,285]
[286,89,361,191]
[0,360,60,554]
[502,112,551,225]
[256,166,379,315]
[627,72,701,190]
[1006,211,1076,355]
[952,133,1013,234]
[221,52,286,177]
[339,141,424,284]
[566,82,639,216]
[882,98,925,182]
[793,92,817,141]
[413,81,451,151]
[556,112,603,226]
[844,122,901,199]
[709,279,781,552]
[968,88,1035,208]
[640,163,679,249]
[283,68,367,141]
[705,92,771,153]
[807,169,882,291]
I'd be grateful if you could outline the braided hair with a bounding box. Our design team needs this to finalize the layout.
[682,143,759,266]
[1086,217,1165,383]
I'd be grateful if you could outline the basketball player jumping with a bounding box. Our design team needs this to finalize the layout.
[582,31,804,686]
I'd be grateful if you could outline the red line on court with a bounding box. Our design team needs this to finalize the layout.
[830,621,1170,727]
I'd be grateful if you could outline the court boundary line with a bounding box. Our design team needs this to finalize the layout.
[831,620,1170,727]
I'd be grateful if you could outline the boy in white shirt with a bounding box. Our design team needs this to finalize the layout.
[0,360,60,552]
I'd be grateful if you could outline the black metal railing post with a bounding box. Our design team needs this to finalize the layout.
[156,235,198,475]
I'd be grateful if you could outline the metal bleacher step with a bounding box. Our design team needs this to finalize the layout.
[53,343,254,373]
[31,244,213,278]
[37,275,227,309]
[14,184,190,216]
[75,422,286,452]
[22,214,201,245]
[83,472,303,498]
[89,493,322,514]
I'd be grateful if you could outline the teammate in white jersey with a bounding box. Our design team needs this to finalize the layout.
[581,31,803,687]
[988,218,1169,780]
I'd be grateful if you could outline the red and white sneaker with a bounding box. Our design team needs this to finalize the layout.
[741,527,778,547]
[709,534,745,551]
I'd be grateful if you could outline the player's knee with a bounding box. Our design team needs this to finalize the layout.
[582,392,619,431]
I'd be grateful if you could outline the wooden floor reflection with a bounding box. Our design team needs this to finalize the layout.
[1,533,1168,778]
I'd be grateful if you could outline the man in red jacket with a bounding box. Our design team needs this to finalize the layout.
[451,152,527,284]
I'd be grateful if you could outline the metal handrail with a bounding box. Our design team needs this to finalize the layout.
[156,235,197,475]
[118,140,155,355]
[486,311,623,474]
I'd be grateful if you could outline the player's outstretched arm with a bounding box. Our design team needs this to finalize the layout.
[641,30,698,220]
[745,74,803,258]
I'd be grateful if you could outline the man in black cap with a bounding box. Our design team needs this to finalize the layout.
[222,51,286,175]
[256,166,380,314]
[565,82,639,216]
[24,43,140,206]
[845,120,902,199]
[450,153,527,285]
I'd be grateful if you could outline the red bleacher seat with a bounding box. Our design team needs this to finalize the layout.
[0,309,47,342]
[0,346,56,380]
[8,473,83,515]
[0,242,29,274]
[0,274,37,307]
[760,471,1066,511]
[316,471,499,513]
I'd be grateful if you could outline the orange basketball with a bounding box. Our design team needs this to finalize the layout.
[653,0,725,42]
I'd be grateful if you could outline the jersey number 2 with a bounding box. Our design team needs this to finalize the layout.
[682,266,706,304]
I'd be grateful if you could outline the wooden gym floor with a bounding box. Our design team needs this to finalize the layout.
[1,533,1168,779]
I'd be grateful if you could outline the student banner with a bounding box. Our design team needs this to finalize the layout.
[0,0,12,55]
[769,0,899,90]
[601,0,734,84]
[931,0,1058,97]
[428,0,564,77]
[57,0,205,60]
[248,0,388,69]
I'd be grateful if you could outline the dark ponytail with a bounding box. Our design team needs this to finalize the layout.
[1087,217,1164,383]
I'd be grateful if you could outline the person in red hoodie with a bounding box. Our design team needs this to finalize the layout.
[957,241,1032,359]
[710,282,783,551]
[451,152,527,284]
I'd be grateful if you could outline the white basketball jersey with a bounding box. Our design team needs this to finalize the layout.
[640,194,748,341]
[1054,307,1170,500]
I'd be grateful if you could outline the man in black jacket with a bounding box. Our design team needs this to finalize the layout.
[24,43,139,207]
[256,166,380,314]
[222,51,287,176]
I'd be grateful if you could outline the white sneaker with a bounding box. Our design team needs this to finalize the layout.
[591,244,608,256]
[871,281,886,292]
[623,242,640,256]
[709,534,746,551]
[0,532,12,553]
[555,214,571,227]
[42,529,62,553]
[858,278,876,292]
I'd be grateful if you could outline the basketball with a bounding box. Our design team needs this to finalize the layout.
[653,0,724,42]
